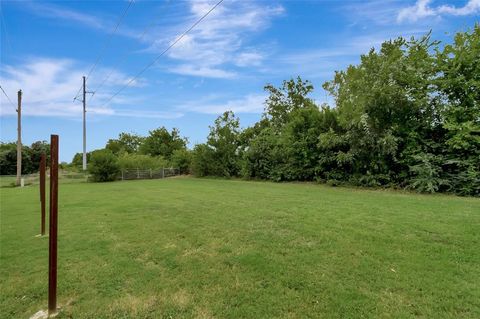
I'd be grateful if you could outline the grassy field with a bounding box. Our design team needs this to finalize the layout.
[1,178,479,318]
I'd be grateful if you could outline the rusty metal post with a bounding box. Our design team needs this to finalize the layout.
[48,135,59,314]
[40,153,46,236]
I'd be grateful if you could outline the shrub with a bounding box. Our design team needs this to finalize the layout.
[170,149,192,174]
[408,154,447,193]
[191,144,216,177]
[88,150,120,182]
[117,153,167,170]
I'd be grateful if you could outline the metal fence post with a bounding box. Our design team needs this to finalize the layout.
[48,135,59,315]
[137,168,140,179]
[121,170,124,181]
[40,153,46,236]
[162,168,164,178]
[150,168,152,179]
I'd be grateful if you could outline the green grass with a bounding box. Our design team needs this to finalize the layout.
[1,178,479,318]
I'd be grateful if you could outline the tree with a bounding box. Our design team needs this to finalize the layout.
[106,133,144,155]
[0,143,17,175]
[264,77,315,129]
[71,152,91,168]
[88,149,120,182]
[0,141,50,175]
[191,144,216,177]
[29,141,50,172]
[140,127,187,159]
[436,24,480,195]
[117,153,167,170]
[323,34,442,185]
[170,149,192,174]
[242,127,280,180]
[206,111,242,177]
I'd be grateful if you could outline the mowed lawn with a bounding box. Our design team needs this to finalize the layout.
[1,178,479,318]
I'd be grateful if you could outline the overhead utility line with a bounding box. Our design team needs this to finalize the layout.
[100,0,224,107]
[73,0,135,101]
[89,0,172,103]
[0,85,16,110]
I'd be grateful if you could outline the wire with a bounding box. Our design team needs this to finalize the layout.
[73,0,135,101]
[0,85,16,110]
[100,0,224,107]
[89,0,172,104]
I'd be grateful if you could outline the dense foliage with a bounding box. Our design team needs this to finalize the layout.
[68,27,478,194]
[88,149,120,182]
[140,127,187,158]
[0,141,50,175]
[74,127,190,180]
[117,153,168,170]
[191,27,479,196]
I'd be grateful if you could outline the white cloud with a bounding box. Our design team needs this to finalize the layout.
[169,64,236,79]
[180,93,267,114]
[112,109,184,119]
[22,1,141,40]
[25,2,105,29]
[438,0,480,15]
[149,0,284,78]
[340,0,405,26]
[234,51,264,67]
[275,28,428,80]
[397,0,480,22]
[0,58,176,119]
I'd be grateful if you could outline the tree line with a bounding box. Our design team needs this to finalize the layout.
[191,26,479,196]
[0,141,50,175]
[74,26,478,195]
[71,128,191,182]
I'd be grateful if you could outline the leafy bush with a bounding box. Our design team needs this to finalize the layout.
[88,150,120,182]
[242,128,278,180]
[117,153,167,170]
[408,154,447,193]
[170,149,192,174]
[140,127,187,159]
[0,141,50,175]
[191,144,216,177]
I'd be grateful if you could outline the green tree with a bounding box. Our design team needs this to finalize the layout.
[242,127,280,180]
[323,34,442,185]
[264,77,315,129]
[88,149,120,182]
[140,127,187,159]
[0,141,50,175]
[191,144,216,177]
[436,25,480,195]
[117,153,167,170]
[106,133,144,155]
[170,149,192,174]
[71,152,91,168]
[206,111,242,177]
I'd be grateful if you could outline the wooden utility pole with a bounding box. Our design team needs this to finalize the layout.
[82,76,87,171]
[48,135,59,315]
[16,90,22,186]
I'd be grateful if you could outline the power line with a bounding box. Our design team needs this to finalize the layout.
[89,0,172,104]
[0,85,16,110]
[100,0,224,107]
[73,0,135,101]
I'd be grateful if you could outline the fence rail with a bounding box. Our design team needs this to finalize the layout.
[0,168,179,187]
[0,171,88,187]
[120,168,179,180]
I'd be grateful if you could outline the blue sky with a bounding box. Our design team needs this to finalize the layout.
[0,0,479,162]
